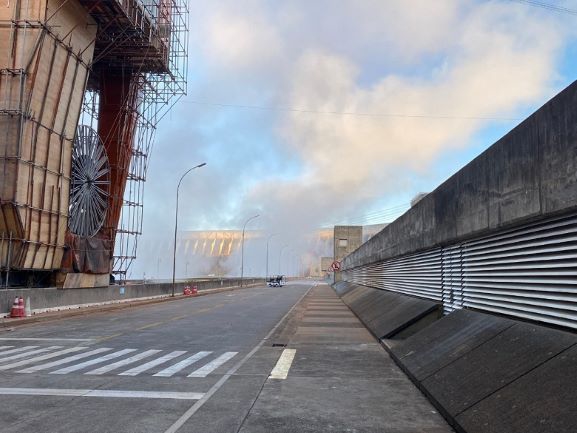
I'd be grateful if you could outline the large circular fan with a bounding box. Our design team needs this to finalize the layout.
[69,125,110,237]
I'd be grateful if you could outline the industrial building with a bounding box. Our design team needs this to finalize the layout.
[0,0,188,287]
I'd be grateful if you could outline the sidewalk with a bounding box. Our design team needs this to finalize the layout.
[238,283,453,433]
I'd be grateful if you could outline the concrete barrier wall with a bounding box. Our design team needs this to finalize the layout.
[0,278,263,316]
[333,283,577,433]
[340,283,441,339]
[388,308,577,433]
[344,80,577,270]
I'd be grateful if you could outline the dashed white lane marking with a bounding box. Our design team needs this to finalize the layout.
[154,351,212,377]
[269,349,297,380]
[0,388,204,400]
[85,350,162,375]
[0,346,40,358]
[50,349,137,374]
[18,348,112,373]
[0,347,86,371]
[163,284,315,433]
[0,338,94,342]
[0,346,60,363]
[119,351,187,376]
[187,352,238,378]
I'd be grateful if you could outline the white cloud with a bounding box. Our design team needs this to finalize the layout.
[258,0,570,227]
[133,0,576,277]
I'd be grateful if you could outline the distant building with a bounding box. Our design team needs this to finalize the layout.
[411,192,428,207]
[320,257,334,272]
[333,226,363,282]
[363,223,388,242]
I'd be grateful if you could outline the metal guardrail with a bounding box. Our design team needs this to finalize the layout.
[345,211,577,330]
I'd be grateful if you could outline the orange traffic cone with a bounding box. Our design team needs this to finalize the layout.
[18,297,25,317]
[10,297,20,318]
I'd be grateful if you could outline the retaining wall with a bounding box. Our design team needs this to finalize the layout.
[0,278,263,316]
[334,282,577,433]
[344,80,577,270]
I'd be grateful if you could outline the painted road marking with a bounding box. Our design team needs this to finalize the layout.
[162,284,315,433]
[269,349,297,380]
[0,346,40,357]
[0,338,94,342]
[0,388,204,400]
[0,346,14,351]
[136,321,165,331]
[85,350,162,375]
[0,346,60,363]
[154,351,212,377]
[119,351,187,376]
[50,349,137,374]
[0,347,86,371]
[187,352,238,378]
[0,346,241,379]
[18,348,113,373]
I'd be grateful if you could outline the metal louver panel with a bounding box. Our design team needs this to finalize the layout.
[460,214,577,329]
[349,249,443,301]
[441,245,464,313]
[345,212,577,330]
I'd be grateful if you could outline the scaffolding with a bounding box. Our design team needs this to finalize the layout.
[0,0,97,286]
[0,0,188,286]
[76,0,189,283]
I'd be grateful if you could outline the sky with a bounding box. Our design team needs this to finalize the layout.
[130,0,577,279]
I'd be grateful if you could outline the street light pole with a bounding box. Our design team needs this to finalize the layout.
[266,233,276,282]
[278,244,288,275]
[172,162,206,297]
[240,214,259,288]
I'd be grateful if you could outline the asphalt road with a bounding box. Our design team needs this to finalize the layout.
[0,281,452,433]
[0,282,311,433]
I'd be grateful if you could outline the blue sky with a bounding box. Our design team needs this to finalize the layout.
[131,0,577,278]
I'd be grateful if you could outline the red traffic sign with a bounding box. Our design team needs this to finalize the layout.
[330,261,341,271]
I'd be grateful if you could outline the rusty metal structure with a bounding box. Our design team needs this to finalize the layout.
[0,0,188,287]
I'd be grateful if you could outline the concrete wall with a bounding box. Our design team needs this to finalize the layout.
[333,281,577,433]
[344,80,577,270]
[334,225,362,282]
[0,278,263,316]
[334,226,363,261]
[389,307,577,433]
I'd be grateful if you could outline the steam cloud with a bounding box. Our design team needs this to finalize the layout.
[130,0,575,280]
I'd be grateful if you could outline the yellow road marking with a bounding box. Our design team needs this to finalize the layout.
[136,321,164,331]
[95,333,124,343]
[94,304,227,342]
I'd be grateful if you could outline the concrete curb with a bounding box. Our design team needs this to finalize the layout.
[0,283,261,329]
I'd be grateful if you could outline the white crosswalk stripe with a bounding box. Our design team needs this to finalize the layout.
[18,348,113,373]
[0,346,15,351]
[85,350,162,375]
[0,346,60,363]
[0,347,87,371]
[119,351,187,376]
[153,351,212,377]
[0,346,240,379]
[188,352,238,377]
[0,346,40,358]
[50,349,137,374]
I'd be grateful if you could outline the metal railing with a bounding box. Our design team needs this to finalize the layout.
[345,211,577,330]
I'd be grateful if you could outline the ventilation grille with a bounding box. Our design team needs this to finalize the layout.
[345,212,577,330]
[349,249,443,301]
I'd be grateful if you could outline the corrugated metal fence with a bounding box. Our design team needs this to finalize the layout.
[345,212,577,330]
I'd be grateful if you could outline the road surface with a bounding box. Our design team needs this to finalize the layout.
[0,282,452,433]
